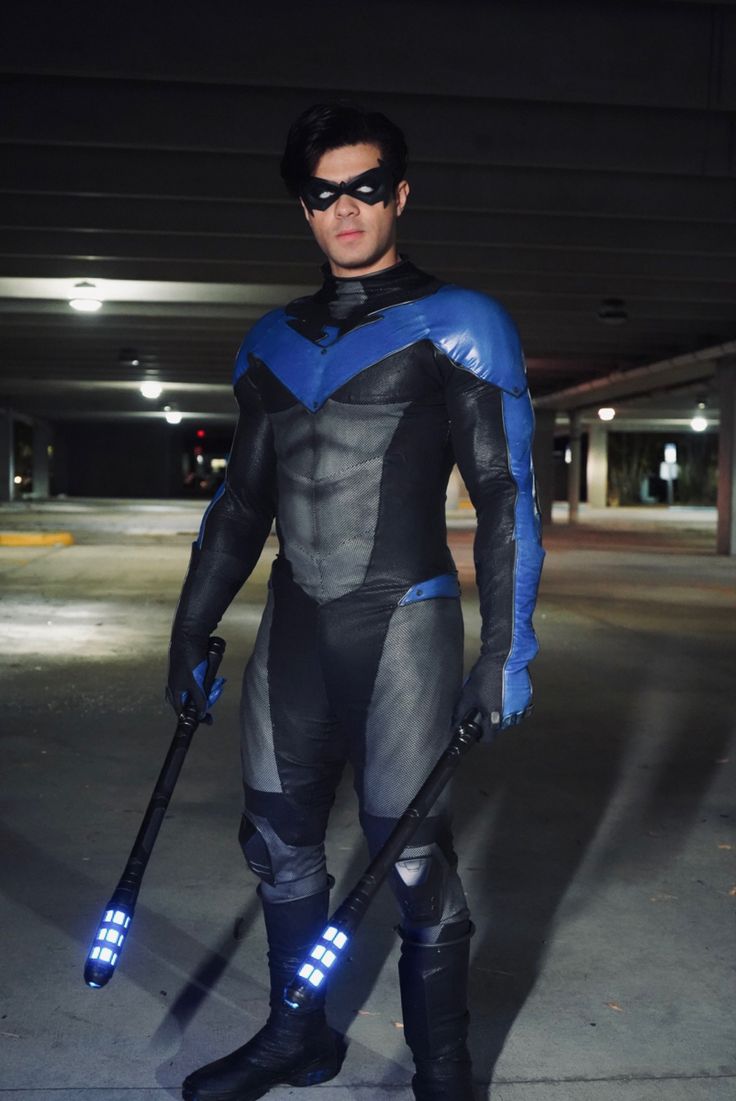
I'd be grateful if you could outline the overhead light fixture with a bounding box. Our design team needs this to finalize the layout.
[597,407,616,421]
[69,297,102,313]
[69,281,103,313]
[596,297,628,325]
[119,348,141,368]
[140,380,163,399]
[164,404,182,425]
[690,400,708,433]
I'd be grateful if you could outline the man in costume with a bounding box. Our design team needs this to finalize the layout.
[167,103,544,1101]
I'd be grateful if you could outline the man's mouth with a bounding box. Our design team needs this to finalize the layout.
[336,229,364,240]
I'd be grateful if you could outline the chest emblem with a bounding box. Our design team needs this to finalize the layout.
[286,312,383,348]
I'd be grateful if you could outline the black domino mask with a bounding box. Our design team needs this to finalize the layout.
[300,164,394,213]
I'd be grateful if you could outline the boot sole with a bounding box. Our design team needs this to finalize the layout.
[182,1049,343,1101]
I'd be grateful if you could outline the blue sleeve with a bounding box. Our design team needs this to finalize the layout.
[438,295,544,716]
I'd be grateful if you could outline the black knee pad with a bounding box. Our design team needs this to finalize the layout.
[239,814,275,885]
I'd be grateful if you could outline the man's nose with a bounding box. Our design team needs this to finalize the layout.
[334,191,360,216]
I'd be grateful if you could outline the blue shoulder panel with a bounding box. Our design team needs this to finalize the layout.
[232,286,527,410]
[233,307,287,386]
[426,286,527,396]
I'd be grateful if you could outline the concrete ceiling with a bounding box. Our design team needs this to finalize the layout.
[1,0,735,427]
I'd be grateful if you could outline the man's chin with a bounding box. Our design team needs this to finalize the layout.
[330,248,374,271]
[327,243,396,276]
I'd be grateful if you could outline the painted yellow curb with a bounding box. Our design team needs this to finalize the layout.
[0,531,75,546]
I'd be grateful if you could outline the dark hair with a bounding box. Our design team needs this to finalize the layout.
[280,102,408,197]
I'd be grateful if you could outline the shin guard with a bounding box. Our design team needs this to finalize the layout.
[398,921,475,1101]
[261,888,330,1009]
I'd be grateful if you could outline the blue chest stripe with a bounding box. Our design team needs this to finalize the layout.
[233,286,527,411]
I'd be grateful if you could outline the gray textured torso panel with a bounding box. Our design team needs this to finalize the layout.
[270,397,411,603]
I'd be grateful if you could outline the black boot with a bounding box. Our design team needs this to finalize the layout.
[398,921,475,1101]
[182,890,343,1101]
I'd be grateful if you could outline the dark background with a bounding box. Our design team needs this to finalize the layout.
[0,0,733,497]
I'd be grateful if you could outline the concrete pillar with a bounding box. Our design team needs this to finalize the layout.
[532,408,555,526]
[716,360,736,556]
[32,420,51,498]
[587,423,608,509]
[567,410,582,523]
[0,408,13,503]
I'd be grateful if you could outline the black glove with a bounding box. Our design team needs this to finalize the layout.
[453,656,533,742]
[166,636,225,722]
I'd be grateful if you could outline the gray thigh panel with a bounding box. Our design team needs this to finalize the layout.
[362,597,464,818]
[240,592,282,794]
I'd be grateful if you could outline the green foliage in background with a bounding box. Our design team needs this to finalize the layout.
[607,432,717,506]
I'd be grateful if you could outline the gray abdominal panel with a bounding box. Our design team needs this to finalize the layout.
[271,398,409,481]
[271,398,410,604]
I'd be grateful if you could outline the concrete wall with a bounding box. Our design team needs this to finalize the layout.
[55,421,185,497]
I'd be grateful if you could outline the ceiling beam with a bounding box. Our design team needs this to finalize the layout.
[535,341,736,410]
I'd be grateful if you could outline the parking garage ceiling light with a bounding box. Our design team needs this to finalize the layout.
[140,380,163,399]
[598,407,616,421]
[68,281,103,312]
[164,405,182,425]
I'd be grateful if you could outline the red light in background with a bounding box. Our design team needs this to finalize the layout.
[196,429,206,439]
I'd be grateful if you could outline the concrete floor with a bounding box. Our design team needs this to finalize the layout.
[1,500,734,1100]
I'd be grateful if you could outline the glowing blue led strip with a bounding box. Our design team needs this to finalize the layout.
[87,908,131,969]
[292,925,350,992]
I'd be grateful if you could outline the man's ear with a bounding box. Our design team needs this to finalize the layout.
[395,179,410,218]
[299,197,313,224]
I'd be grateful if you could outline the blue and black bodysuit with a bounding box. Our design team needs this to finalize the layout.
[170,258,544,940]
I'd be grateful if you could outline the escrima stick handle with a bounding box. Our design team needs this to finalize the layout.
[84,635,226,988]
[283,709,483,1010]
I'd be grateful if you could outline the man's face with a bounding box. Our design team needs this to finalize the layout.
[300,142,409,278]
